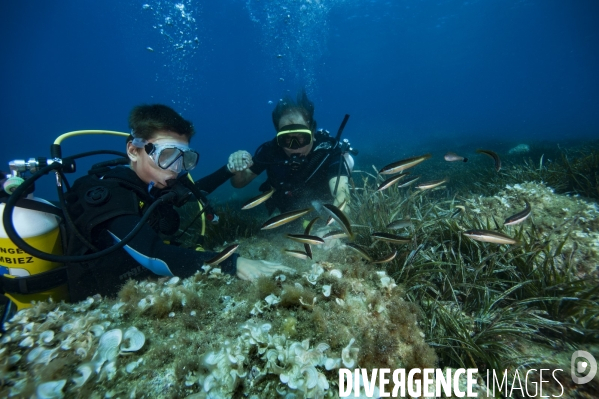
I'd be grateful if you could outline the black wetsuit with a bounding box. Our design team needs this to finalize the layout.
[250,132,349,214]
[66,166,236,301]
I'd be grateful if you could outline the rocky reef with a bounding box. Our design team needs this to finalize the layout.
[464,181,599,278]
[508,144,531,154]
[0,251,435,398]
[1,177,598,398]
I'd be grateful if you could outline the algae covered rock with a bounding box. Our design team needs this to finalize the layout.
[0,256,432,398]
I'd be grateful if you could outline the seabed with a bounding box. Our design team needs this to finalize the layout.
[1,142,598,398]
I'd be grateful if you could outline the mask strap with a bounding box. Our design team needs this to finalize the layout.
[131,137,147,148]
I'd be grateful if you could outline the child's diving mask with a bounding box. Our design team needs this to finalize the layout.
[132,138,199,173]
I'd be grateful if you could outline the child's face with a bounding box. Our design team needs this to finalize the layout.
[128,131,190,189]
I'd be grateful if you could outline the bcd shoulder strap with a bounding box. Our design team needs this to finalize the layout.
[64,173,141,242]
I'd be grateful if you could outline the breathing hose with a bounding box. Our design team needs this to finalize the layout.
[333,114,350,196]
[2,162,177,263]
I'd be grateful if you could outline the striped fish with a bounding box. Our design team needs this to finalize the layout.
[241,187,275,210]
[303,216,320,259]
[451,206,466,218]
[379,154,432,175]
[282,249,311,260]
[416,178,448,190]
[476,149,501,172]
[323,230,349,240]
[371,251,398,264]
[462,229,517,244]
[205,244,239,265]
[261,208,313,230]
[322,203,353,238]
[504,200,531,226]
[285,234,325,245]
[396,175,421,188]
[376,174,408,192]
[326,200,347,226]
[304,217,320,235]
[371,232,412,244]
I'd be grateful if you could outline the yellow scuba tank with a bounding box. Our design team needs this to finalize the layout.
[1,130,209,314]
[0,196,68,310]
[0,131,130,312]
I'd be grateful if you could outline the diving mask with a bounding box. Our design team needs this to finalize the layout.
[132,138,199,172]
[276,124,313,149]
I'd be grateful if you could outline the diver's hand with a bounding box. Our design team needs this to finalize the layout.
[227,150,254,173]
[235,257,294,281]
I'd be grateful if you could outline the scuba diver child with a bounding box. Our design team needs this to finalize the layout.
[226,90,355,215]
[47,104,293,302]
[69,104,291,298]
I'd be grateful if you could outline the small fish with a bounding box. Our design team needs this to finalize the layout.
[476,149,501,172]
[462,229,517,244]
[504,200,531,226]
[323,230,349,240]
[444,152,468,162]
[303,216,320,259]
[372,251,398,264]
[282,249,310,260]
[376,174,408,192]
[326,200,347,226]
[318,203,353,238]
[396,175,421,188]
[146,47,154,52]
[304,244,313,259]
[451,206,466,218]
[416,178,448,190]
[345,243,373,261]
[304,217,320,235]
[371,232,412,244]
[386,219,413,230]
[379,154,432,175]
[261,208,313,230]
[205,244,239,265]
[285,234,325,245]
[241,187,275,210]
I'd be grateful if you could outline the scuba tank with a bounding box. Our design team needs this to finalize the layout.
[0,195,67,310]
[0,130,208,323]
[1,159,71,314]
[0,134,122,320]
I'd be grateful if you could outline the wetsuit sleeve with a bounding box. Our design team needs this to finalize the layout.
[103,214,238,278]
[248,142,270,176]
[194,165,234,194]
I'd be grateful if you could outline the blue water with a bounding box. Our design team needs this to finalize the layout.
[1,0,598,201]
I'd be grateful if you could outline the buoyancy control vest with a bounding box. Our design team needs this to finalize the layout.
[257,129,355,213]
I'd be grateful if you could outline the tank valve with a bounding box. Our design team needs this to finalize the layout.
[3,176,25,194]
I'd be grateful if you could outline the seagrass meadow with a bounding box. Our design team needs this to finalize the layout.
[1,142,598,398]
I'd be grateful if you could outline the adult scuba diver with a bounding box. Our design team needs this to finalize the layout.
[227,89,357,214]
[0,104,292,327]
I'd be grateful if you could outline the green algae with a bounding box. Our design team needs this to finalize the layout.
[1,148,598,398]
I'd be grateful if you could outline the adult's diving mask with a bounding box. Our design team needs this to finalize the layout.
[276,124,313,149]
[132,138,199,172]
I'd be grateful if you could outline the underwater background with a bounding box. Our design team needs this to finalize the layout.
[1,0,598,201]
[1,1,599,398]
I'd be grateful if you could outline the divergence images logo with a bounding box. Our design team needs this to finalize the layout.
[571,351,597,385]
